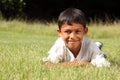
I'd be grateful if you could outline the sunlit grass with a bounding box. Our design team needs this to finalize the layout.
[0,19,57,36]
[0,20,120,80]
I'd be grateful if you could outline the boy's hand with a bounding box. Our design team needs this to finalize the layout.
[62,60,90,67]
[44,60,90,68]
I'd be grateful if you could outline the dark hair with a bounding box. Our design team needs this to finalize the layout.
[58,8,86,29]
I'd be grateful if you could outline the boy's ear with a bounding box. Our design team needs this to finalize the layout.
[57,29,61,36]
[84,27,88,34]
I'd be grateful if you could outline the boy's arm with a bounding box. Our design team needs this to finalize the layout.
[44,60,90,68]
[91,54,111,67]
[62,60,90,67]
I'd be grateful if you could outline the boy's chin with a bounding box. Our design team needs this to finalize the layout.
[67,45,79,50]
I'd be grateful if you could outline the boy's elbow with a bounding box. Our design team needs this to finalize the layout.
[91,56,111,67]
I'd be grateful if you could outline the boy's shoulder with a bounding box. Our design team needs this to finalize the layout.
[82,37,97,49]
[82,37,93,44]
[54,37,65,46]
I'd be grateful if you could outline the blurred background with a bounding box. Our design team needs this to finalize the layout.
[0,0,120,22]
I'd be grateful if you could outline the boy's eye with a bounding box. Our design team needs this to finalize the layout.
[64,30,71,34]
[76,30,81,33]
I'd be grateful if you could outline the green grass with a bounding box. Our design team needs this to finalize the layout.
[0,20,120,80]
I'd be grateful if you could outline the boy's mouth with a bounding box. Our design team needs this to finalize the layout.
[68,40,78,43]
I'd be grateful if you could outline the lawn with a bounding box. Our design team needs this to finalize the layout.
[0,20,120,80]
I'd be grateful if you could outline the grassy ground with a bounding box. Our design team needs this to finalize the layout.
[0,20,120,80]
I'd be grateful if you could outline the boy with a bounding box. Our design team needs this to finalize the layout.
[43,8,110,67]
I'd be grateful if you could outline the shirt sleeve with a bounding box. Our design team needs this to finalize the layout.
[43,38,65,63]
[90,42,101,60]
[91,53,111,67]
[89,41,111,67]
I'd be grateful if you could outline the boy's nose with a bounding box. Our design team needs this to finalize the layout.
[70,32,76,38]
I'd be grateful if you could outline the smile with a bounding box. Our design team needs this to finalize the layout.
[68,40,78,43]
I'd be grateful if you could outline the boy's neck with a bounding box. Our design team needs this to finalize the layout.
[73,50,79,58]
[70,48,81,58]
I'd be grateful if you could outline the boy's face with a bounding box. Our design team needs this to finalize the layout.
[57,23,88,52]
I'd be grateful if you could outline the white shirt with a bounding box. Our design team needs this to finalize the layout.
[43,37,110,67]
